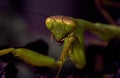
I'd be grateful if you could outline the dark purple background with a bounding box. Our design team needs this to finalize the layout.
[0,0,119,78]
[0,0,119,59]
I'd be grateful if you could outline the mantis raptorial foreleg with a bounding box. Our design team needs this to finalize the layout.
[0,48,58,68]
[69,38,86,69]
[69,28,86,69]
[56,34,76,78]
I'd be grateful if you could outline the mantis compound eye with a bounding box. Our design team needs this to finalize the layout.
[45,15,76,42]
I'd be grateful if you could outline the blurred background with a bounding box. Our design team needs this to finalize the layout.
[0,0,120,78]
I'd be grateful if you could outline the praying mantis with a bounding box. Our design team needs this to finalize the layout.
[0,15,120,78]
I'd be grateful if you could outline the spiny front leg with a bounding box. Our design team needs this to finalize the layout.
[56,35,76,78]
[0,48,15,56]
[14,48,58,68]
[69,38,86,69]
[69,27,86,69]
[0,48,59,68]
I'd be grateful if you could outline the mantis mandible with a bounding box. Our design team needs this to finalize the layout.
[0,15,120,78]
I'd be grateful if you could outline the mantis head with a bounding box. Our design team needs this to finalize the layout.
[46,15,76,42]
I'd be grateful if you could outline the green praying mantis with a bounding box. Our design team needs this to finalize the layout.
[0,15,120,78]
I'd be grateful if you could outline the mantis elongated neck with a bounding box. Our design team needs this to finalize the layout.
[75,19,120,41]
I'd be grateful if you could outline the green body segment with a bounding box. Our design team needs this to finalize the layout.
[70,38,86,69]
[0,48,58,68]
[69,27,86,69]
[0,48,13,56]
[14,48,57,68]
[75,19,120,41]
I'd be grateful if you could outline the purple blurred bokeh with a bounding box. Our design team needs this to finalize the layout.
[0,0,119,78]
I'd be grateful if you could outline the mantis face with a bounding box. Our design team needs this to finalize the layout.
[46,15,76,42]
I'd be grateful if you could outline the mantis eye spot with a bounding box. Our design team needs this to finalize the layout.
[45,17,55,30]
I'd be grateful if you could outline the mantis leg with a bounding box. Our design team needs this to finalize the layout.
[0,48,14,56]
[56,34,75,78]
[69,28,86,69]
[69,38,86,69]
[15,48,58,68]
[0,48,58,68]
